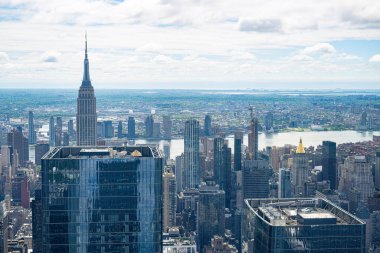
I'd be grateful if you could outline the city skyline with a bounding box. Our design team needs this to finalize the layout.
[0,0,379,89]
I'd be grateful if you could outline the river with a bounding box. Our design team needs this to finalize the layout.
[135,130,380,159]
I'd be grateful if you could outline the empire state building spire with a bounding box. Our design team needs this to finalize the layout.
[82,32,92,87]
[77,33,97,146]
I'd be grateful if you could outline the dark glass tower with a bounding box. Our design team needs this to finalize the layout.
[234,131,243,171]
[322,141,337,189]
[204,115,211,136]
[41,146,163,252]
[28,111,36,144]
[128,116,136,138]
[76,34,97,146]
[184,119,200,189]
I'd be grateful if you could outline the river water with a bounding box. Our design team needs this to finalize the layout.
[135,130,380,159]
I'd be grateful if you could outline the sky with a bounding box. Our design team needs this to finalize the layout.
[0,0,379,89]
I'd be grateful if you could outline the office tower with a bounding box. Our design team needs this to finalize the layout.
[376,151,380,190]
[322,141,337,189]
[76,34,97,146]
[62,132,69,146]
[175,154,184,193]
[153,122,161,138]
[234,131,243,171]
[11,173,29,208]
[270,146,281,172]
[204,114,211,136]
[103,120,114,138]
[163,143,170,164]
[278,168,292,198]
[7,128,28,166]
[32,189,42,253]
[67,119,74,138]
[41,146,163,252]
[55,116,62,146]
[97,122,104,138]
[49,116,55,146]
[197,181,225,252]
[292,138,308,197]
[35,143,49,166]
[248,107,258,160]
[145,115,154,138]
[184,119,200,189]
[242,198,366,253]
[128,116,136,138]
[339,156,375,212]
[117,121,123,138]
[243,159,270,199]
[213,137,224,188]
[0,200,9,253]
[223,144,232,209]
[163,170,176,231]
[264,111,273,131]
[368,211,380,251]
[28,111,36,144]
[163,115,172,139]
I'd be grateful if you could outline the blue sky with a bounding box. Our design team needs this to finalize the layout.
[0,0,379,89]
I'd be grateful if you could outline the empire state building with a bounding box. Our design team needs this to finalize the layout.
[76,34,97,146]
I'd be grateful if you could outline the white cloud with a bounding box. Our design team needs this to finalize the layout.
[238,18,282,32]
[41,51,61,62]
[0,52,10,64]
[300,43,336,56]
[369,54,380,62]
[0,0,380,87]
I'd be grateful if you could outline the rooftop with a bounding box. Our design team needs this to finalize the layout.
[42,146,162,160]
[245,198,364,227]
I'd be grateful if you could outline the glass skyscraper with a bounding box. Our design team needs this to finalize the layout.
[40,146,163,252]
[184,119,200,189]
[243,198,366,253]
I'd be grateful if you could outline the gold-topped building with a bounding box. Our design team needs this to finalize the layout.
[296,138,305,154]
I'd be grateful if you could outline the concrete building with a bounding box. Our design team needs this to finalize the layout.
[292,138,309,197]
[163,171,176,231]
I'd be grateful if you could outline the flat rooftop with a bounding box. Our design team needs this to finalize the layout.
[246,198,364,226]
[42,146,162,160]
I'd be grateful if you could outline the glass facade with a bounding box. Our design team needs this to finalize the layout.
[242,198,366,253]
[41,147,163,253]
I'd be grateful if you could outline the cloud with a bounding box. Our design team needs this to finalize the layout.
[41,51,60,62]
[136,43,163,53]
[238,18,282,32]
[0,52,10,64]
[369,54,380,62]
[299,43,336,56]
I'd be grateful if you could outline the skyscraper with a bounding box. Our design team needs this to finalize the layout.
[76,34,97,146]
[264,111,274,131]
[145,115,154,138]
[28,111,36,144]
[35,143,49,166]
[55,116,62,146]
[117,120,123,138]
[163,170,176,231]
[204,114,211,136]
[103,120,114,138]
[128,116,136,138]
[67,119,74,139]
[243,198,366,252]
[7,128,28,166]
[41,146,163,252]
[292,138,308,197]
[197,181,225,252]
[184,119,200,189]
[213,137,224,188]
[248,107,258,160]
[375,151,380,191]
[322,141,337,189]
[242,159,270,199]
[49,116,55,147]
[234,131,243,171]
[278,168,292,198]
[163,115,172,139]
